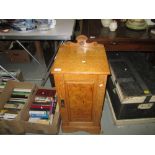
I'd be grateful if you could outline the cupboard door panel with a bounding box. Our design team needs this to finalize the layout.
[65,82,94,122]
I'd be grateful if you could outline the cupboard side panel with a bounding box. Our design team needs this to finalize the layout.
[93,75,107,125]
[53,74,69,123]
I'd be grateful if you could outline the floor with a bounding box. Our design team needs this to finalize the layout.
[0,46,155,135]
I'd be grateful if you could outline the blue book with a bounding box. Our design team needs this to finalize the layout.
[30,113,49,119]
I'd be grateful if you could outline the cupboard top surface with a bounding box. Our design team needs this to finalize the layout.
[51,37,110,75]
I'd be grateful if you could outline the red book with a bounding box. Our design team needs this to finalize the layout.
[36,89,56,97]
[30,105,52,110]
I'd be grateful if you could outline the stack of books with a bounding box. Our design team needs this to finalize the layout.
[0,70,21,94]
[28,89,57,125]
[0,88,32,120]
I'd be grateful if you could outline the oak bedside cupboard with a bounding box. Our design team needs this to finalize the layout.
[51,35,110,134]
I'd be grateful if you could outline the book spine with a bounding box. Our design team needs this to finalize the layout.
[0,85,5,88]
[3,113,17,119]
[4,103,24,110]
[30,113,49,119]
[29,110,47,115]
[11,94,29,99]
[30,105,51,110]
[7,101,26,104]
[4,104,18,109]
[34,97,53,102]
[9,98,28,102]
[12,92,31,95]
[13,88,32,93]
[28,118,50,125]
[32,103,52,106]
[36,89,56,97]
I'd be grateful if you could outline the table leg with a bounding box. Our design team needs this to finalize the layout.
[34,41,44,61]
[16,40,41,65]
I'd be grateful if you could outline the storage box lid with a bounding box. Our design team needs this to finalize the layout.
[51,35,110,75]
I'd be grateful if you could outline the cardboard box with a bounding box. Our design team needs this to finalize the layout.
[0,83,60,134]
[0,80,36,134]
[6,50,31,63]
[23,106,60,134]
[0,41,11,52]
[0,69,24,95]
[23,87,60,134]
[14,69,24,81]
[2,41,33,63]
[0,69,24,81]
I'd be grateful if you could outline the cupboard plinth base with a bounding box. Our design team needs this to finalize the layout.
[62,124,101,134]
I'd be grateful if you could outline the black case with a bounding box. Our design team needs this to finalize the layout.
[107,77,155,120]
[107,52,155,120]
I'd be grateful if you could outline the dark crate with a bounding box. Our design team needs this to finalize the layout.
[108,52,155,103]
[107,77,155,120]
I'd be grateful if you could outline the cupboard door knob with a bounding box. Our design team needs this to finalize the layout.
[61,99,65,107]
[111,42,117,45]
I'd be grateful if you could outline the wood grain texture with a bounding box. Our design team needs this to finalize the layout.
[93,75,107,125]
[62,123,101,134]
[54,74,69,123]
[51,35,110,75]
[65,81,94,122]
[81,19,155,52]
[51,35,110,134]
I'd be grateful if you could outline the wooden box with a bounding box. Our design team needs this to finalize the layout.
[0,80,36,134]
[23,87,60,134]
[51,35,110,134]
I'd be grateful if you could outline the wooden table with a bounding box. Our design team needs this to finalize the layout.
[82,19,155,52]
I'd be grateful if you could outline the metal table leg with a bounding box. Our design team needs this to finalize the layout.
[16,40,42,65]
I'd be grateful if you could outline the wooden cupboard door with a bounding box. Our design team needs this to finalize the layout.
[65,82,95,122]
